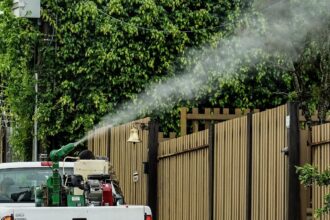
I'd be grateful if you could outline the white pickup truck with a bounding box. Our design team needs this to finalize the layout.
[0,162,152,220]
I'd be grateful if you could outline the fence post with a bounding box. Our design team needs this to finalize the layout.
[287,102,301,220]
[107,128,111,161]
[209,122,215,220]
[246,113,253,220]
[180,107,188,136]
[147,121,159,220]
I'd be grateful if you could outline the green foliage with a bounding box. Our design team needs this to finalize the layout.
[0,0,39,160]
[281,0,330,123]
[1,0,244,154]
[297,164,330,217]
[174,10,293,111]
[0,0,328,159]
[297,164,330,186]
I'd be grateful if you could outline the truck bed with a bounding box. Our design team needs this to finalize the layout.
[1,206,151,220]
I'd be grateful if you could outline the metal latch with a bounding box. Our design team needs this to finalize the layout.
[281,147,289,155]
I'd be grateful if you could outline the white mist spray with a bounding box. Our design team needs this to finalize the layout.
[76,0,330,145]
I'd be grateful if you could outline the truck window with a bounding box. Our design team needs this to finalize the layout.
[0,167,73,203]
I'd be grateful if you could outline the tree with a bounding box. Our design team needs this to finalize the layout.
[0,0,244,158]
[297,164,330,217]
[0,0,38,159]
[0,0,328,160]
[291,28,330,124]
[208,0,330,124]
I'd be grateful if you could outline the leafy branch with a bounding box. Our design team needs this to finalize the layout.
[297,164,330,217]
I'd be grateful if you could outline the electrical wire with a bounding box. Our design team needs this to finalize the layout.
[41,0,285,38]
[94,0,285,34]
[97,8,230,34]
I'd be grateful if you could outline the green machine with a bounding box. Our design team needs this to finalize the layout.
[36,143,82,207]
[35,142,116,207]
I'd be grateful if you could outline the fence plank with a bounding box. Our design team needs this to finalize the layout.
[312,123,330,220]
[252,111,259,220]
[180,107,188,136]
[192,108,199,133]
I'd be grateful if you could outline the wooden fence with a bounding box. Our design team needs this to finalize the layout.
[180,107,258,136]
[311,123,330,220]
[213,104,291,220]
[300,127,312,220]
[180,107,330,137]
[157,104,300,220]
[158,130,209,220]
[88,118,150,205]
[214,116,248,220]
[251,105,288,220]
[87,103,318,220]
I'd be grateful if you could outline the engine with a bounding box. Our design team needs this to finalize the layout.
[64,174,114,207]
[35,143,122,207]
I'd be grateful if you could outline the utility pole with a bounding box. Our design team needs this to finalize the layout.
[0,85,4,163]
[10,0,41,161]
[33,71,38,161]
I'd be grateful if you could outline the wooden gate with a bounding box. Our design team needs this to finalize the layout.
[213,116,248,220]
[157,130,209,220]
[213,104,298,220]
[251,105,288,220]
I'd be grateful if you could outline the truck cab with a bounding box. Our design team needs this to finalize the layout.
[0,161,73,207]
[0,162,152,220]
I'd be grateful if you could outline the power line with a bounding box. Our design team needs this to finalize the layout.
[96,8,233,34]
[95,0,286,34]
